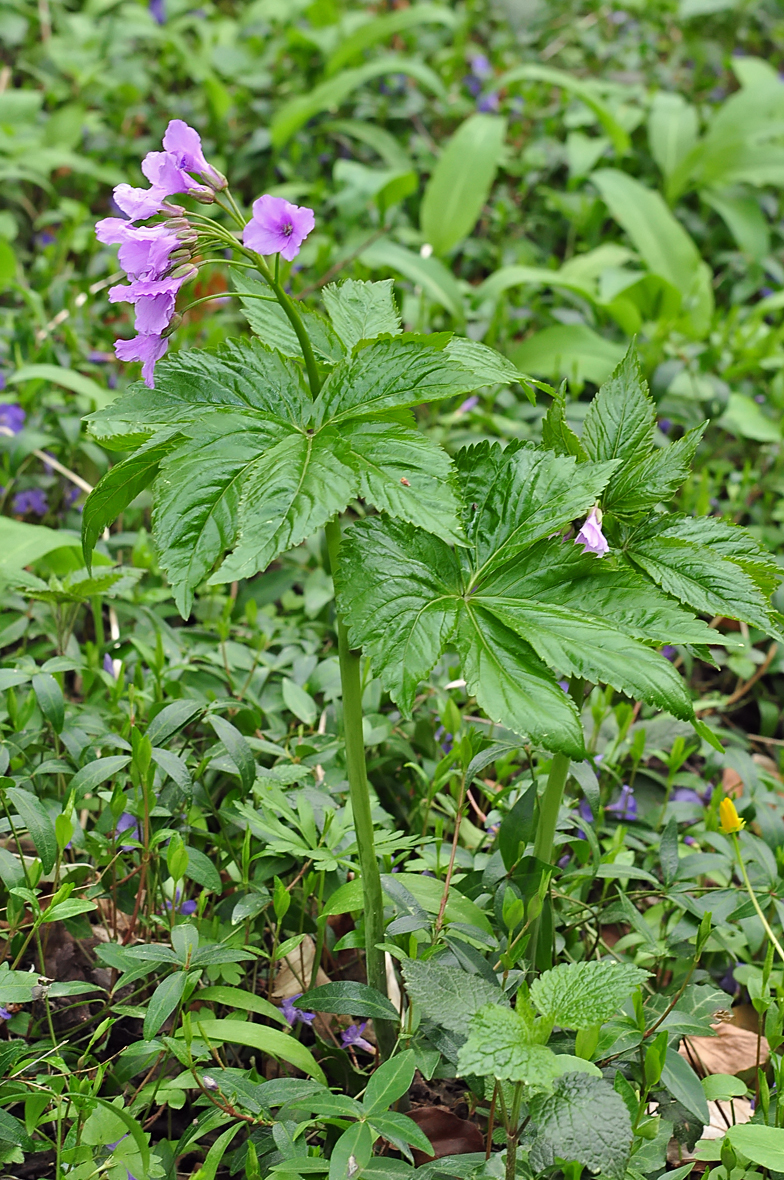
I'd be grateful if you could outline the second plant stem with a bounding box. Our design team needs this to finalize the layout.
[325,520,394,1058]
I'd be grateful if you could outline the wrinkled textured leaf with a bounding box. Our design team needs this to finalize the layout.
[457,1004,601,1083]
[531,960,649,1029]
[581,348,655,468]
[528,1073,633,1179]
[402,958,506,1033]
[322,278,401,350]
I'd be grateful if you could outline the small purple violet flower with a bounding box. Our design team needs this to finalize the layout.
[341,1021,374,1053]
[280,993,315,1026]
[164,887,199,916]
[243,195,315,262]
[574,507,609,556]
[662,645,677,661]
[149,0,165,23]
[458,395,479,414]
[0,403,25,434]
[683,834,697,846]
[115,812,140,850]
[658,418,672,434]
[477,93,500,113]
[606,785,637,822]
[0,1007,12,1021]
[103,653,117,677]
[13,488,48,516]
[468,53,492,78]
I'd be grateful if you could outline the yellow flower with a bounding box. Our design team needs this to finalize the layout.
[719,797,745,835]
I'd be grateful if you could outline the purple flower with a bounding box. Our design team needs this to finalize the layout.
[557,853,571,869]
[606,785,637,822]
[111,183,168,221]
[164,887,199,916]
[463,75,482,97]
[115,812,140,850]
[662,645,677,661]
[558,680,569,693]
[683,835,697,846]
[658,418,672,434]
[0,373,6,391]
[13,488,48,516]
[341,1021,374,1053]
[671,787,702,805]
[115,333,169,388]
[458,395,479,413]
[87,350,114,363]
[109,275,187,334]
[575,797,593,839]
[434,725,453,754]
[163,119,225,188]
[477,93,500,113]
[243,195,315,262]
[280,993,315,1026]
[574,507,609,557]
[103,653,117,677]
[0,403,25,434]
[149,0,165,22]
[0,1007,12,1021]
[468,53,492,78]
[96,220,180,280]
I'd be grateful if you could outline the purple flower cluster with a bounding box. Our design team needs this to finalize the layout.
[164,887,198,917]
[0,403,25,434]
[96,120,224,387]
[13,488,48,516]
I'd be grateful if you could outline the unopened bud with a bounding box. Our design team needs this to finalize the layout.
[175,229,199,243]
[170,263,198,281]
[192,189,215,205]
[161,313,183,338]
[202,1074,219,1091]
[161,202,185,215]
[169,248,192,261]
[204,169,228,191]
[163,217,190,230]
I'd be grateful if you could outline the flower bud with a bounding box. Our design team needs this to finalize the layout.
[161,202,186,215]
[202,1074,219,1092]
[176,229,199,243]
[169,248,192,262]
[163,217,190,230]
[192,189,215,205]
[204,169,228,191]
[161,313,183,338]
[170,263,198,281]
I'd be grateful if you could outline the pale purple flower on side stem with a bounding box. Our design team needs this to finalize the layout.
[0,1007,12,1021]
[574,506,609,556]
[281,993,315,1026]
[341,1022,374,1053]
[163,119,226,188]
[243,195,315,262]
[606,784,637,822]
[103,653,116,678]
[115,334,169,388]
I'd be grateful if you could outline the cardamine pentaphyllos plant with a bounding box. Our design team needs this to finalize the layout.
[85,120,782,1044]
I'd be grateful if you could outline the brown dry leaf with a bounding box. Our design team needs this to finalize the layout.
[271,935,330,999]
[701,1098,754,1140]
[407,1107,484,1164]
[752,754,782,781]
[679,1022,768,1076]
[721,768,743,796]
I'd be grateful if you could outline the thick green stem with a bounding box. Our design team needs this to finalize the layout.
[325,519,394,1059]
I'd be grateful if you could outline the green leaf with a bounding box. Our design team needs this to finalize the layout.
[530,960,649,1030]
[456,441,616,580]
[0,1108,33,1149]
[0,518,82,581]
[701,1073,747,1101]
[627,516,780,637]
[401,958,505,1033]
[195,1124,243,1180]
[313,336,475,426]
[341,418,463,543]
[271,55,445,147]
[86,338,310,445]
[581,348,655,468]
[363,1049,416,1114]
[281,678,318,725]
[325,4,457,74]
[328,1120,372,1180]
[660,1047,709,1123]
[718,391,781,442]
[6,363,111,411]
[703,191,770,262]
[208,428,357,586]
[592,169,714,337]
[144,970,187,1040]
[660,818,679,887]
[498,783,538,869]
[185,846,223,893]
[232,273,343,363]
[528,1074,633,1180]
[196,985,287,1025]
[360,237,465,321]
[542,388,587,459]
[82,432,179,567]
[146,700,203,746]
[154,416,292,617]
[179,1017,326,1083]
[32,672,64,733]
[69,755,131,798]
[208,714,255,793]
[603,425,705,515]
[294,981,399,1021]
[477,598,694,720]
[726,1123,784,1169]
[445,336,537,402]
[496,64,630,154]
[367,1111,434,1158]
[5,786,57,873]
[508,324,627,388]
[420,114,506,255]
[322,278,401,350]
[457,1004,600,1084]
[647,91,699,179]
[337,517,462,714]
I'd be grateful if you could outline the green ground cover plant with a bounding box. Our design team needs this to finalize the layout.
[6,1,784,1178]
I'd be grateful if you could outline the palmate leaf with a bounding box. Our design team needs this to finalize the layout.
[209,428,358,585]
[477,597,694,719]
[341,417,464,544]
[456,441,617,580]
[603,424,705,515]
[153,416,293,617]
